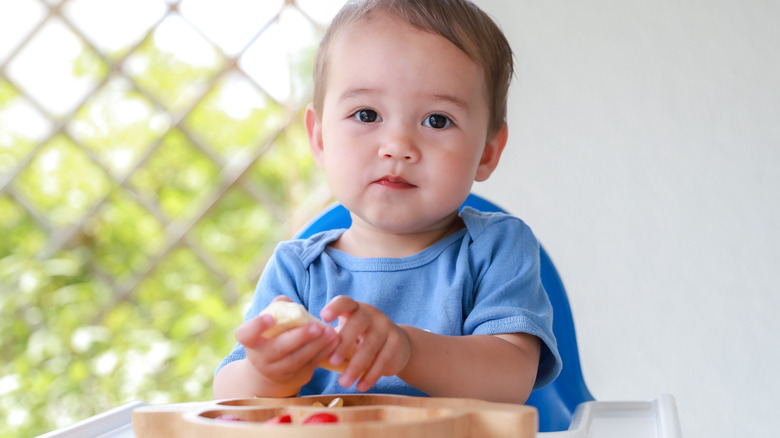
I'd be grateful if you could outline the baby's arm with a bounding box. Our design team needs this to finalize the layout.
[398,328,541,404]
[213,301,339,399]
[323,296,541,404]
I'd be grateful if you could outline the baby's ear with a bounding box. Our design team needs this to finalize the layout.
[475,123,508,182]
[305,103,325,168]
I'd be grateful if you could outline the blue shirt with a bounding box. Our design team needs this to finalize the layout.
[217,207,561,395]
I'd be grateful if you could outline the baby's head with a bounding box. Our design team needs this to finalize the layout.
[312,0,513,137]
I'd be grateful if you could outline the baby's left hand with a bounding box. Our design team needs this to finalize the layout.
[320,296,411,392]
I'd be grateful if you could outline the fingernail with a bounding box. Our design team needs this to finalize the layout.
[339,374,353,387]
[329,353,343,365]
[308,324,322,335]
[260,314,274,325]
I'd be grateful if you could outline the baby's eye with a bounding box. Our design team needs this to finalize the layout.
[353,109,381,123]
[422,114,452,129]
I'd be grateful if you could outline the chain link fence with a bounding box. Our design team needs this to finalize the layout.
[0,0,344,435]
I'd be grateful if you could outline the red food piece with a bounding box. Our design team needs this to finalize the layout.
[215,415,244,421]
[302,412,339,424]
[265,414,293,424]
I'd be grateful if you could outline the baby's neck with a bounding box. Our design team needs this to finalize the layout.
[333,215,464,258]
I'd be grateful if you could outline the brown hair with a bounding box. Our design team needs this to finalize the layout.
[312,0,514,137]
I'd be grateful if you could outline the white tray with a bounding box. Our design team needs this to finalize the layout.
[541,394,682,438]
[36,401,145,438]
[36,395,682,438]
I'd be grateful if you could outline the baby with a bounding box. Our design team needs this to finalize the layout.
[214,0,561,404]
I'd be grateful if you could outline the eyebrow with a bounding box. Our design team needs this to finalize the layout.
[338,88,469,112]
[338,88,377,103]
[429,93,469,112]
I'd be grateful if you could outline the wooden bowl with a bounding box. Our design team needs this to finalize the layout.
[132,394,537,438]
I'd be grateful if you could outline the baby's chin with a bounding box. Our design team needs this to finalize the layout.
[335,214,460,256]
[356,212,458,235]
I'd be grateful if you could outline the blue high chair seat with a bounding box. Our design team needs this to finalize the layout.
[295,193,594,432]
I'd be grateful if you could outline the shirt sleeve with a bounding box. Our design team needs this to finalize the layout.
[462,211,562,389]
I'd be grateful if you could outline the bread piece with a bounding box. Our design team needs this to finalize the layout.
[259,301,324,338]
[258,301,351,373]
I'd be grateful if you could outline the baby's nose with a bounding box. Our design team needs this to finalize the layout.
[378,133,420,162]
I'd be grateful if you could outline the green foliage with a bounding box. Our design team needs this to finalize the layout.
[0,10,329,438]
[125,31,225,116]
[14,135,112,227]
[129,128,222,221]
[0,197,47,257]
[184,72,286,162]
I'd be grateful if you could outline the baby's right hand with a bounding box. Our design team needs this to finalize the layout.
[236,300,339,393]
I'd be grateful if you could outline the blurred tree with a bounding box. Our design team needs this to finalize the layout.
[0,1,336,436]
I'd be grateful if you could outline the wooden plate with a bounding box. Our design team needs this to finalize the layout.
[132,394,537,438]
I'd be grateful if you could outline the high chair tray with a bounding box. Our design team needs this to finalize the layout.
[542,394,682,438]
[36,394,681,438]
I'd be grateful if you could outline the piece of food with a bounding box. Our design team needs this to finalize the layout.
[302,412,339,424]
[264,414,292,424]
[259,301,324,338]
[311,397,344,408]
[258,301,353,373]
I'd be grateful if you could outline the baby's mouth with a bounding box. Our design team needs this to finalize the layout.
[373,175,416,189]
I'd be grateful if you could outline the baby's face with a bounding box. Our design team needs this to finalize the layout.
[309,12,502,235]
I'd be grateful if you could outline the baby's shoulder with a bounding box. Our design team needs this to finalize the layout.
[275,228,346,267]
[460,207,535,241]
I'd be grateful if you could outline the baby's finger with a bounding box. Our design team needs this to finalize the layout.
[338,329,383,388]
[355,358,383,392]
[355,335,399,392]
[328,311,371,369]
[269,323,338,371]
[320,295,358,323]
[235,314,275,348]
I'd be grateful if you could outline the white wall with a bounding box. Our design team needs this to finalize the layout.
[473,1,780,437]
